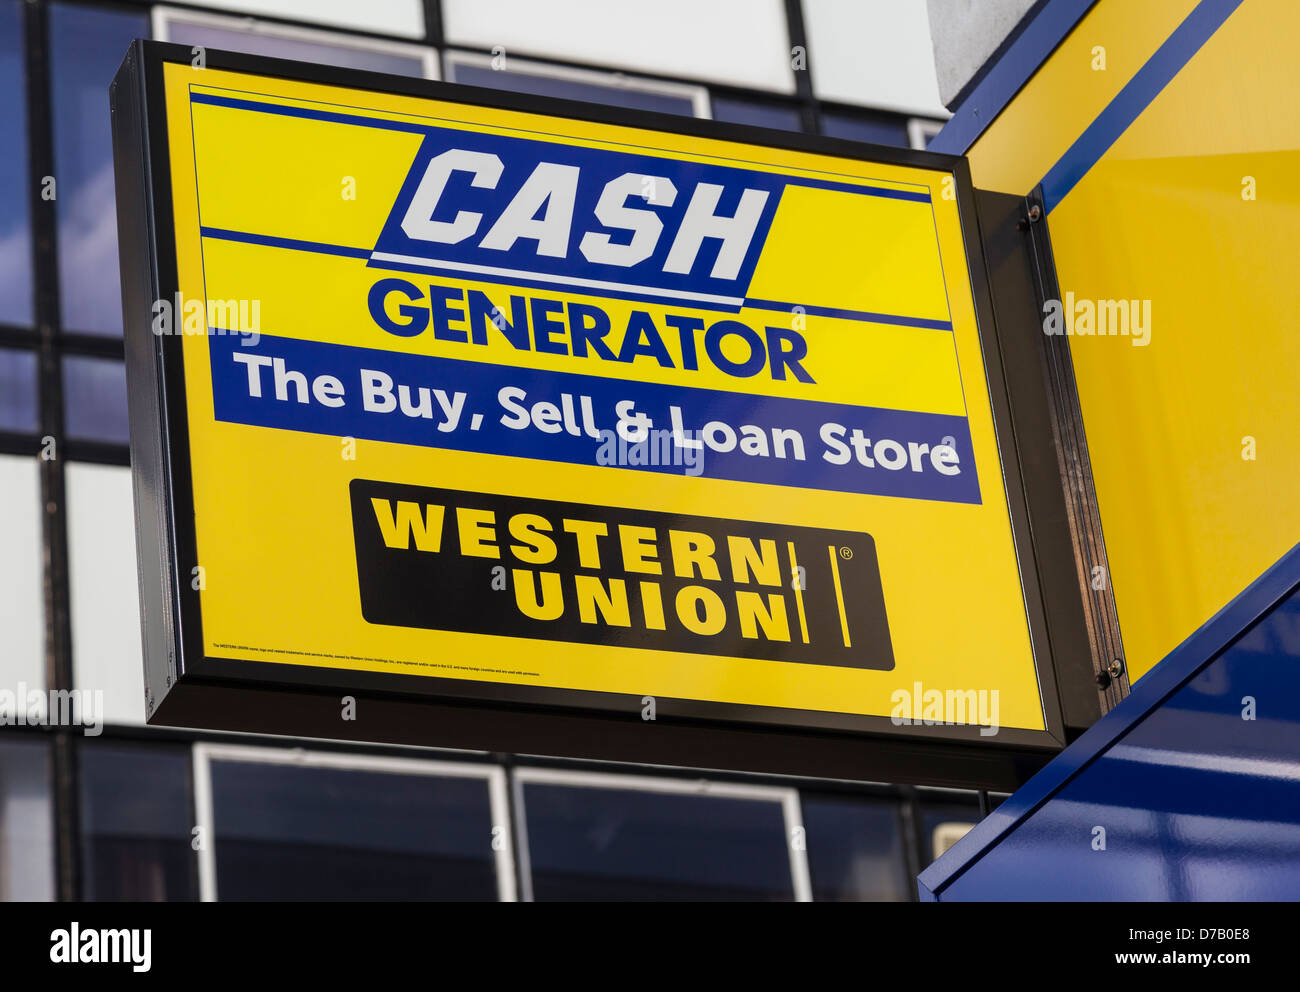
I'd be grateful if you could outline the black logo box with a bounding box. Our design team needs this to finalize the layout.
[350,479,893,670]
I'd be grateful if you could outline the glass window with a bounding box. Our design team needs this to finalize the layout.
[821,109,910,148]
[918,792,982,866]
[79,741,197,901]
[0,455,44,697]
[710,94,803,132]
[0,0,33,327]
[520,775,796,901]
[49,2,150,337]
[445,53,704,117]
[63,356,128,443]
[0,349,37,432]
[908,118,945,151]
[443,0,793,94]
[66,462,146,726]
[157,11,434,78]
[206,753,502,901]
[0,737,54,900]
[167,0,425,40]
[802,793,911,901]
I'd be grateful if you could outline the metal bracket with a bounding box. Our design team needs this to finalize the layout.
[1021,190,1129,712]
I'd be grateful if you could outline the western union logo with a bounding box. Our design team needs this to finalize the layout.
[349,480,893,670]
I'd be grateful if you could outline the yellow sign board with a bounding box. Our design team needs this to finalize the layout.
[117,45,1061,750]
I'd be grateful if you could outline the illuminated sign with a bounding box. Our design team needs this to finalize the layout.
[113,43,1072,772]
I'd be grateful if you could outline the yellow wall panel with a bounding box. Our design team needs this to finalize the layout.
[969,0,1299,680]
[1050,0,1300,678]
[966,0,1199,195]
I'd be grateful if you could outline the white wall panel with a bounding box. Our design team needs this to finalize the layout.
[67,462,145,726]
[444,0,795,93]
[804,0,948,116]
[0,455,43,695]
[926,0,1038,106]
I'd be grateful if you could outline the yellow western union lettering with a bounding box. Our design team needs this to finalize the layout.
[513,569,563,620]
[676,585,726,635]
[736,591,791,642]
[620,525,662,574]
[669,530,721,580]
[728,536,781,586]
[562,519,609,568]
[383,499,840,649]
[508,513,557,564]
[639,580,666,630]
[370,498,444,552]
[574,575,631,626]
[457,507,500,558]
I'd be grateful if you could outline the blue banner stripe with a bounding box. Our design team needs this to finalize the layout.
[785,178,931,203]
[208,332,981,504]
[188,90,932,204]
[362,256,743,315]
[1041,0,1244,212]
[197,226,954,329]
[744,298,952,331]
[190,91,430,133]
[200,226,373,259]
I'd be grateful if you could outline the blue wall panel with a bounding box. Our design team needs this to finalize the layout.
[921,545,1300,901]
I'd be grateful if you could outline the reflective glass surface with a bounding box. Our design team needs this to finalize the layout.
[710,94,802,132]
[0,348,37,432]
[63,356,128,443]
[80,741,197,901]
[0,0,33,327]
[164,21,428,77]
[821,109,910,147]
[523,783,793,901]
[209,760,499,900]
[49,2,150,336]
[448,61,698,117]
[802,793,911,900]
[0,736,54,900]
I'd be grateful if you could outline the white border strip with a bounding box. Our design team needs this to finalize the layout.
[191,744,218,903]
[509,769,535,903]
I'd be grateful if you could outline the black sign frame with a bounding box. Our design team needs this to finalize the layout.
[112,40,1102,790]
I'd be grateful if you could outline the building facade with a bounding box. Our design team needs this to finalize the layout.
[0,0,1001,902]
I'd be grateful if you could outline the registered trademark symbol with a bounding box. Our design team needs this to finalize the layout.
[839,546,853,560]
